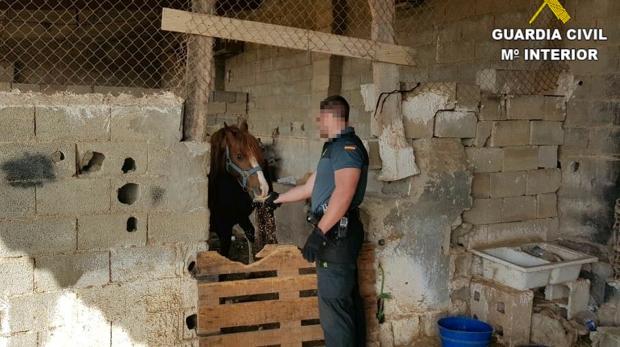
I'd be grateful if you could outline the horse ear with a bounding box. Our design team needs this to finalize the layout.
[240,120,248,132]
[223,122,229,128]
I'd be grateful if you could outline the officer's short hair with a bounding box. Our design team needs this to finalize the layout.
[320,95,350,122]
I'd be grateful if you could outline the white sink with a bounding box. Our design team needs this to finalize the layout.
[471,242,598,290]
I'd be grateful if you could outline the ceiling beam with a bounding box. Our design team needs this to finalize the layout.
[161,7,416,66]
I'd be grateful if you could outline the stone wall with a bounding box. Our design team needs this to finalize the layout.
[0,91,208,347]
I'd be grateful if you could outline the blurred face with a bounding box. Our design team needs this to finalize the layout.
[316,108,346,139]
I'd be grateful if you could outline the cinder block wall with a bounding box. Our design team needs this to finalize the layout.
[218,0,619,343]
[457,94,566,248]
[0,92,208,346]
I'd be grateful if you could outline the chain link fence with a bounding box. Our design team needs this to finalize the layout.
[1,0,567,97]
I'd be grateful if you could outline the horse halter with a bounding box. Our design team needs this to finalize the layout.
[224,145,263,191]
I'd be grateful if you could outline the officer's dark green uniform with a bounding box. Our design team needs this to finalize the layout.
[310,126,368,347]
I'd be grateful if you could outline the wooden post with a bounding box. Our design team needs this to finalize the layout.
[368,0,419,181]
[184,0,215,141]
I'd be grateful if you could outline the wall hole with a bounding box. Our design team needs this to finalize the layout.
[570,161,580,172]
[496,325,504,336]
[126,217,137,232]
[497,302,505,314]
[81,151,105,173]
[186,314,197,330]
[122,157,136,173]
[51,151,65,163]
[187,261,196,273]
[578,80,584,86]
[474,291,480,302]
[118,183,139,205]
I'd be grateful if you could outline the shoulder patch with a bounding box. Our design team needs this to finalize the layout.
[344,145,357,151]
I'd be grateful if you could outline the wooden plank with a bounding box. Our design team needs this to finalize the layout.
[198,297,319,333]
[199,274,317,299]
[200,325,324,346]
[195,245,314,277]
[161,8,415,66]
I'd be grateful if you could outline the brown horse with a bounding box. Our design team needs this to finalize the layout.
[208,121,277,257]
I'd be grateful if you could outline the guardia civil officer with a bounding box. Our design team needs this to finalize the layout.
[265,95,368,346]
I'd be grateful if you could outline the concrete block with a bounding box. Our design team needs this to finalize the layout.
[0,142,77,182]
[545,283,570,300]
[5,292,65,333]
[472,173,490,198]
[465,148,503,173]
[110,105,182,144]
[473,121,492,147]
[537,193,558,218]
[76,278,181,323]
[0,218,76,257]
[76,142,147,177]
[210,90,238,103]
[456,83,481,110]
[175,242,208,278]
[0,184,35,218]
[78,213,147,250]
[0,332,38,347]
[147,142,209,178]
[0,257,34,295]
[543,96,566,121]
[501,196,537,222]
[463,198,503,224]
[148,212,209,244]
[562,128,588,154]
[588,127,620,155]
[226,101,247,115]
[0,106,35,142]
[110,177,207,213]
[566,100,617,127]
[206,101,226,115]
[402,84,456,139]
[466,218,556,249]
[391,317,420,344]
[110,245,177,283]
[489,171,526,198]
[37,178,111,215]
[526,169,561,194]
[434,111,477,138]
[530,121,564,145]
[566,279,590,319]
[507,95,544,119]
[479,94,505,121]
[538,145,558,169]
[34,251,109,291]
[36,105,110,141]
[471,277,533,347]
[489,121,529,147]
[503,146,538,172]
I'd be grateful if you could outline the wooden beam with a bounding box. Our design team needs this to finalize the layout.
[161,7,415,66]
[183,0,215,141]
[368,0,419,181]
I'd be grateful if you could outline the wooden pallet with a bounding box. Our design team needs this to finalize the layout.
[195,244,377,346]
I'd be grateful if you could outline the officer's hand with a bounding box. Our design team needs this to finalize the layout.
[302,226,325,262]
[264,191,281,211]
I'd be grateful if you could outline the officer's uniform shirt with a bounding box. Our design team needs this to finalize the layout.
[310,126,368,216]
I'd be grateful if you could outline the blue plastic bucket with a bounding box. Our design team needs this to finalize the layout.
[437,317,493,347]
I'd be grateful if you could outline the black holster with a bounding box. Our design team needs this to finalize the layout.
[306,208,363,264]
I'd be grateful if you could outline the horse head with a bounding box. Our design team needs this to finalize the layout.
[210,121,270,201]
